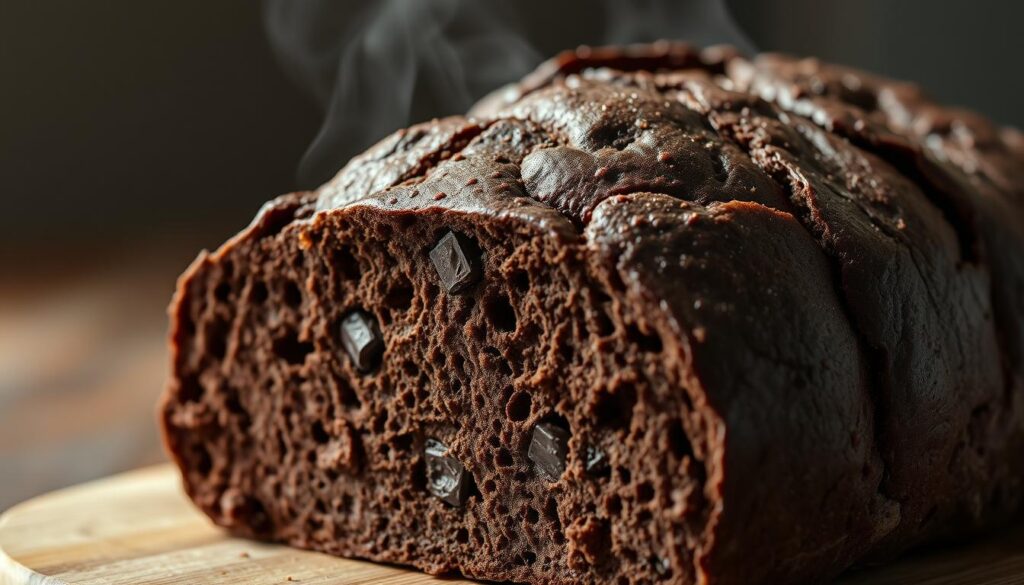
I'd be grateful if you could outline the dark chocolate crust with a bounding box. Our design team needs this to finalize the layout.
[160,43,1024,585]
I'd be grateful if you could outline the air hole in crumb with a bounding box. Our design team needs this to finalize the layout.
[178,375,204,403]
[605,494,622,515]
[496,448,514,467]
[337,376,361,408]
[455,528,470,544]
[618,467,632,485]
[206,328,227,360]
[273,332,314,365]
[636,482,655,503]
[224,391,250,427]
[627,324,662,353]
[483,479,497,494]
[214,282,231,302]
[561,340,577,364]
[668,420,693,459]
[511,270,530,292]
[276,432,288,458]
[383,278,414,311]
[394,433,413,452]
[605,269,626,293]
[522,550,537,566]
[402,391,416,408]
[311,421,329,444]
[543,497,559,522]
[224,391,244,414]
[593,305,615,337]
[194,444,212,475]
[594,384,637,431]
[332,246,362,281]
[525,506,540,524]
[485,295,517,333]
[251,281,269,304]
[372,410,389,434]
[506,391,532,421]
[284,281,303,308]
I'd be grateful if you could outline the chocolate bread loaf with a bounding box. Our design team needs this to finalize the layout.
[160,43,1024,584]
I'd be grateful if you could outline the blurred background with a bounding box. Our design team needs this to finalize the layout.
[1,0,1021,510]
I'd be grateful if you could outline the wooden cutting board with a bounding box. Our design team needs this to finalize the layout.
[1,465,1022,585]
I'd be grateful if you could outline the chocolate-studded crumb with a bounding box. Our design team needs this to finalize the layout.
[424,439,472,507]
[162,43,1024,585]
[529,422,571,481]
[585,445,608,476]
[429,231,482,294]
[340,311,383,372]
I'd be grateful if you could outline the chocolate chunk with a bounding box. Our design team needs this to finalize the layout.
[429,231,482,293]
[651,556,671,577]
[424,438,471,506]
[528,422,571,481]
[585,445,609,475]
[340,311,383,372]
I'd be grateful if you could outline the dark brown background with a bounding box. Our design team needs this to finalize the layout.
[1,0,1021,510]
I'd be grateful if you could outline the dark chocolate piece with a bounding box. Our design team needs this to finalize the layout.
[424,438,471,507]
[651,556,671,577]
[340,311,383,372]
[585,445,608,475]
[429,231,481,293]
[528,422,571,481]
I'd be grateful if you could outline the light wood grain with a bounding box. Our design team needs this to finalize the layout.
[0,466,467,585]
[1,466,1022,585]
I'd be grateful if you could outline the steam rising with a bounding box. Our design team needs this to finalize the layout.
[605,0,754,50]
[264,0,753,187]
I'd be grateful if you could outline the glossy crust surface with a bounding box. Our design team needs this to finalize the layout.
[161,43,1024,585]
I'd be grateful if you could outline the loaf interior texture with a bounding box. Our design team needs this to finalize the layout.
[160,43,1024,585]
